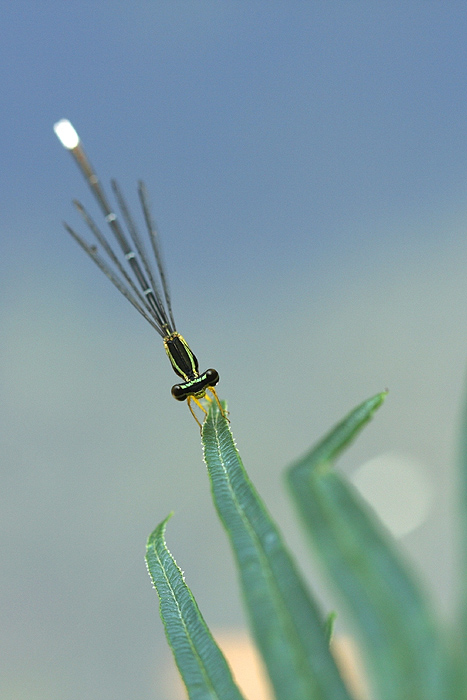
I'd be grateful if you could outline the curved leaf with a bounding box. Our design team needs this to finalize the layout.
[146,514,246,700]
[202,403,352,700]
[454,386,467,698]
[286,392,448,700]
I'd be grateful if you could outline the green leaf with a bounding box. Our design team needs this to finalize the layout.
[454,387,467,698]
[323,611,337,645]
[202,403,352,700]
[146,514,246,700]
[286,392,448,700]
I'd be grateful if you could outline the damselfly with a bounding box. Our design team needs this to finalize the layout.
[54,119,225,428]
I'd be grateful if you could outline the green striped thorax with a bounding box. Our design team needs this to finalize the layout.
[164,332,220,402]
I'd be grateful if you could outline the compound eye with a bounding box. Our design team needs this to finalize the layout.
[171,384,187,401]
[205,369,219,386]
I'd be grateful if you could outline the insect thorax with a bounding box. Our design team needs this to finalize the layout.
[164,332,200,381]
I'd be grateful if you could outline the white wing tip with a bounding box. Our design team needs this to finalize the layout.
[53,119,80,149]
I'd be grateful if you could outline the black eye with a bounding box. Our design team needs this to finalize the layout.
[205,369,219,386]
[171,384,187,401]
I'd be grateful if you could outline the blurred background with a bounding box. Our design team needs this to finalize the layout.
[1,3,467,698]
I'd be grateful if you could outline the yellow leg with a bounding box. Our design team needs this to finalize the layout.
[207,387,230,422]
[186,390,229,431]
[187,396,207,430]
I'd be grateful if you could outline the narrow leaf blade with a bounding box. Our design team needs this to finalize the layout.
[454,387,467,698]
[287,392,448,700]
[202,403,352,700]
[146,514,246,700]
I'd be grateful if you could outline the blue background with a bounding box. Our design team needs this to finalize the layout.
[1,3,467,699]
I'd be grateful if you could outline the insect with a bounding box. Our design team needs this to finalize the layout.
[53,119,226,429]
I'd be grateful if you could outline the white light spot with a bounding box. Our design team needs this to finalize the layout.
[351,452,433,538]
[53,119,80,149]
